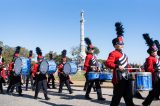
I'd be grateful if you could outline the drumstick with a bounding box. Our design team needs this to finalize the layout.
[124,68,142,71]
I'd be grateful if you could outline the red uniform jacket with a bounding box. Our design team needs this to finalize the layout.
[58,63,64,75]
[32,63,38,77]
[84,53,98,72]
[8,62,14,77]
[84,54,93,72]
[105,50,131,84]
[0,58,6,79]
[144,56,157,81]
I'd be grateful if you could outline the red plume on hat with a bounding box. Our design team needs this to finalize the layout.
[36,47,43,61]
[29,50,33,59]
[112,22,124,45]
[143,33,157,54]
[14,46,21,57]
[85,37,94,50]
[0,47,3,55]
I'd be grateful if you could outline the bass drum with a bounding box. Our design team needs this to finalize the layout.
[40,59,49,74]
[47,60,57,74]
[14,57,22,76]
[63,62,78,75]
[21,57,31,75]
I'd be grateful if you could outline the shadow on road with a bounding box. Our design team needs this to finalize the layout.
[40,100,73,106]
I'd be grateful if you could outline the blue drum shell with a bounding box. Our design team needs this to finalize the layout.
[47,60,57,74]
[88,72,99,80]
[136,72,152,91]
[21,58,31,75]
[99,72,112,80]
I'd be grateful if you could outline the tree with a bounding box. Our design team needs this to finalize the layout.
[0,41,34,66]
[44,51,71,65]
[70,46,80,57]
[44,51,57,60]
[70,46,100,57]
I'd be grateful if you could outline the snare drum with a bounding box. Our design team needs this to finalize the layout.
[88,72,99,81]
[63,62,78,75]
[40,59,49,74]
[47,60,57,74]
[136,72,152,91]
[99,72,112,81]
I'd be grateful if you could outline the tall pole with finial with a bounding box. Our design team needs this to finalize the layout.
[80,10,86,63]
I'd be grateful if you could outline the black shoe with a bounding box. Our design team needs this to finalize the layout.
[142,102,149,106]
[69,91,73,94]
[98,97,105,101]
[0,91,4,94]
[19,94,23,96]
[34,96,37,99]
[85,95,92,100]
[134,92,144,99]
[69,80,74,84]
[45,97,50,100]
[52,86,57,89]
[154,97,159,100]
[58,91,62,93]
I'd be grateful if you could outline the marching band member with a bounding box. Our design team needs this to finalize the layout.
[25,50,33,91]
[6,46,23,96]
[130,64,143,99]
[154,40,160,100]
[142,34,159,106]
[58,50,73,94]
[84,37,105,100]
[34,47,50,100]
[47,53,56,89]
[105,22,135,106]
[0,47,5,94]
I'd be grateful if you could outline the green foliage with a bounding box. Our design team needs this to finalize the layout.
[1,41,34,66]
[70,46,80,57]
[45,51,71,65]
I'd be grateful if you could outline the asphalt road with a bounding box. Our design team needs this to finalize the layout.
[0,83,160,106]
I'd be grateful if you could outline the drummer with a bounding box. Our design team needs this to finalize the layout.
[0,47,5,94]
[47,53,56,89]
[33,47,50,100]
[130,64,143,99]
[142,34,159,106]
[6,46,23,96]
[105,22,135,106]
[84,37,105,100]
[154,40,160,100]
[58,50,73,94]
[25,50,33,91]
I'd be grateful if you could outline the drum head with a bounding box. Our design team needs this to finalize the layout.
[63,63,70,75]
[14,57,22,75]
[40,59,49,74]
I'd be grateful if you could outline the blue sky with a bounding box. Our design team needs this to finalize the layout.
[0,0,160,64]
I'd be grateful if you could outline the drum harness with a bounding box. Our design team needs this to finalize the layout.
[155,59,160,79]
